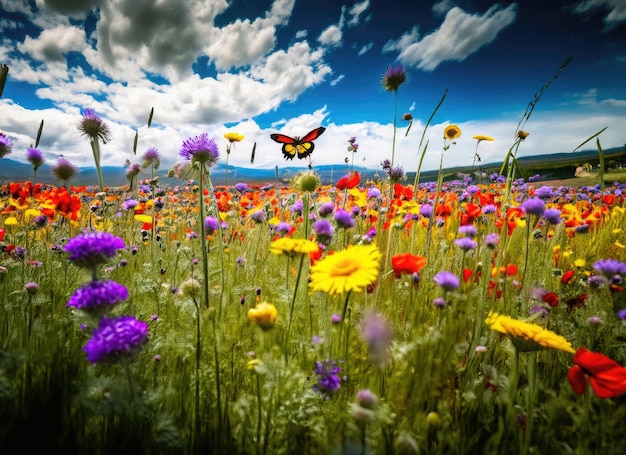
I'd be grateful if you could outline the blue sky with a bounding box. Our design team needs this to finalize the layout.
[1,0,625,176]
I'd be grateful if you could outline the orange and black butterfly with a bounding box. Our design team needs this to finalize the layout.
[270,126,326,162]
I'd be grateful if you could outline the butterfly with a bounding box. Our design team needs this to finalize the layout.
[270,126,326,162]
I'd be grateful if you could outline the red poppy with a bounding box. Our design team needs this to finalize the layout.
[336,172,360,190]
[542,292,560,308]
[561,270,575,284]
[0,228,4,242]
[568,347,626,398]
[391,253,427,278]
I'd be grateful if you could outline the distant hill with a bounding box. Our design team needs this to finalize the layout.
[1,146,624,187]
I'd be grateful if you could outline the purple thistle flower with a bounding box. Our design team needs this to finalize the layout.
[250,210,266,223]
[482,204,497,214]
[274,221,292,235]
[24,282,39,294]
[592,259,626,280]
[319,202,335,217]
[432,297,447,308]
[290,199,304,214]
[78,108,112,144]
[359,313,394,369]
[179,133,220,166]
[67,280,129,312]
[65,231,126,269]
[458,224,478,237]
[483,233,500,249]
[334,209,355,229]
[53,156,78,182]
[121,199,139,210]
[534,186,554,200]
[367,187,381,199]
[617,309,626,321]
[313,219,334,243]
[419,204,433,218]
[543,208,562,225]
[205,216,219,235]
[0,132,12,158]
[83,316,149,364]
[33,214,48,228]
[312,359,342,395]
[388,165,405,182]
[234,182,248,193]
[26,147,44,170]
[142,146,160,169]
[520,197,545,216]
[433,271,460,291]
[454,237,478,251]
[381,63,407,92]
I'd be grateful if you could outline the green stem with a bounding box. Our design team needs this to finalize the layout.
[256,373,263,455]
[91,139,105,193]
[198,164,210,308]
[285,253,306,362]
[205,169,226,320]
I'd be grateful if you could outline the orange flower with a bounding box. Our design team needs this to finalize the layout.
[336,172,360,190]
[391,253,427,278]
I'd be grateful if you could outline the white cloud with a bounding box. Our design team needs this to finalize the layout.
[573,0,626,30]
[346,0,370,27]
[205,0,296,71]
[357,42,373,56]
[384,4,517,71]
[318,24,343,47]
[0,0,34,15]
[330,74,345,86]
[18,25,86,62]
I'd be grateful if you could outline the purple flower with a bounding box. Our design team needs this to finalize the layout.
[290,199,303,214]
[26,147,44,169]
[334,209,355,229]
[359,313,394,368]
[313,359,343,395]
[67,279,129,313]
[483,233,500,249]
[234,182,248,193]
[331,313,342,324]
[0,132,12,158]
[433,271,460,292]
[454,237,477,251]
[274,221,292,235]
[121,199,139,210]
[313,219,334,243]
[83,316,149,364]
[617,309,626,321]
[318,202,335,217]
[24,282,39,294]
[534,186,554,200]
[356,389,378,410]
[419,204,433,218]
[432,297,447,308]
[543,208,562,225]
[381,63,407,92]
[520,197,545,216]
[33,214,48,228]
[367,187,381,199]
[79,108,112,143]
[250,210,266,223]
[65,231,126,269]
[142,147,160,169]
[458,225,477,237]
[388,165,405,182]
[482,204,497,214]
[53,156,78,182]
[179,133,220,166]
[205,216,219,235]
[592,259,626,278]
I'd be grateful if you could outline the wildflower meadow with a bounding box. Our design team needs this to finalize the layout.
[2,63,626,455]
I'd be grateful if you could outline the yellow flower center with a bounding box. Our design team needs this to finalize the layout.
[330,257,359,277]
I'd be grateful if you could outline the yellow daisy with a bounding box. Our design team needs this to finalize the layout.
[224,132,245,143]
[443,124,462,140]
[472,134,494,142]
[270,237,320,257]
[309,244,381,296]
[247,301,278,331]
[485,311,575,353]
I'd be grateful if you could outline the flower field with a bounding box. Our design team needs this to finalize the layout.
[1,166,626,454]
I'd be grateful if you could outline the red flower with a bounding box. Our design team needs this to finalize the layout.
[561,269,575,284]
[0,228,4,242]
[541,292,560,308]
[568,347,626,398]
[391,253,427,278]
[336,172,360,190]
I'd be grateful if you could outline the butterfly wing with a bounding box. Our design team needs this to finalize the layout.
[270,133,298,160]
[295,126,326,159]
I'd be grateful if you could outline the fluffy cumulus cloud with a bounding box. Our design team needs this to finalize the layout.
[384,3,517,71]
[573,0,626,30]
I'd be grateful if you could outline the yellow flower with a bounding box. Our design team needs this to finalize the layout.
[443,124,462,141]
[517,130,529,140]
[309,244,381,296]
[485,311,575,353]
[472,134,494,142]
[573,258,586,268]
[4,216,18,226]
[135,214,153,224]
[270,238,320,256]
[224,132,245,143]
[247,301,278,330]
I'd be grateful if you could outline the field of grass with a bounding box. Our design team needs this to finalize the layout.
[1,168,626,454]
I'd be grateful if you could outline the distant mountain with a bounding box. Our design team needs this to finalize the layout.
[1,146,624,187]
